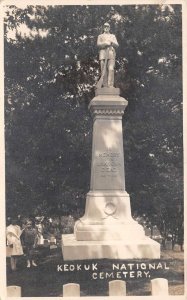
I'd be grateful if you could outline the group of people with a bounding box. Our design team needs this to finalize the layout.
[6,218,40,271]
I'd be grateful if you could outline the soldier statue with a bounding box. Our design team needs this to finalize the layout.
[96,22,119,88]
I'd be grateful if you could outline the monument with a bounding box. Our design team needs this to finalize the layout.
[62,23,160,260]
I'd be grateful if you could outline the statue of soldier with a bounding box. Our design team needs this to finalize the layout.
[96,22,119,88]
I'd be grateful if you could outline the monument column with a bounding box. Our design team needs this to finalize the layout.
[61,22,160,260]
[74,90,146,241]
[89,94,127,192]
[62,90,160,259]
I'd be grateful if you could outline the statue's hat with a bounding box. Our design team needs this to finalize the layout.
[104,22,110,27]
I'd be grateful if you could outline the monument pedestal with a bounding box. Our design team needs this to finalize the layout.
[74,191,145,241]
[62,89,160,259]
[62,235,160,260]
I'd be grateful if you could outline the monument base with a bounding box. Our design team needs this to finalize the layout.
[95,87,120,96]
[62,234,160,260]
[74,219,145,241]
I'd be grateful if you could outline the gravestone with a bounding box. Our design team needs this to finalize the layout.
[62,23,160,260]
[173,244,181,252]
[63,283,80,297]
[151,278,169,295]
[7,286,21,297]
[109,280,126,296]
[165,240,172,250]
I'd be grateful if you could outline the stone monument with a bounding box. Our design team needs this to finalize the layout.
[62,23,160,260]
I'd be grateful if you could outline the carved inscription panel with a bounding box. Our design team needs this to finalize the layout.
[95,151,121,177]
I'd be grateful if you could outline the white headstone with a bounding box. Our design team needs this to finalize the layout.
[109,280,126,296]
[7,286,21,297]
[173,244,181,252]
[63,283,80,297]
[165,240,172,250]
[151,278,169,295]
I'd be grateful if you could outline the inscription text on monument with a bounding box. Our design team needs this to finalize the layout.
[96,151,121,177]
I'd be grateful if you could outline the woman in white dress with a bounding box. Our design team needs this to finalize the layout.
[6,218,24,271]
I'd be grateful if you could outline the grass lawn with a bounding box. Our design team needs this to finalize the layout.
[6,246,184,297]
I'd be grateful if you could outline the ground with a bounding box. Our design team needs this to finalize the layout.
[6,246,184,297]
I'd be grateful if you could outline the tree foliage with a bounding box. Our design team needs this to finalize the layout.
[4,5,183,244]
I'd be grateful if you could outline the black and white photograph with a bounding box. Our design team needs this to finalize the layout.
[1,0,186,298]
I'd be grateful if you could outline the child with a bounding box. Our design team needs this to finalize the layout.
[22,220,38,268]
[6,218,24,271]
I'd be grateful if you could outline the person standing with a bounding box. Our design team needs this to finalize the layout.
[35,217,44,245]
[97,22,119,88]
[6,218,24,271]
[22,220,38,268]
